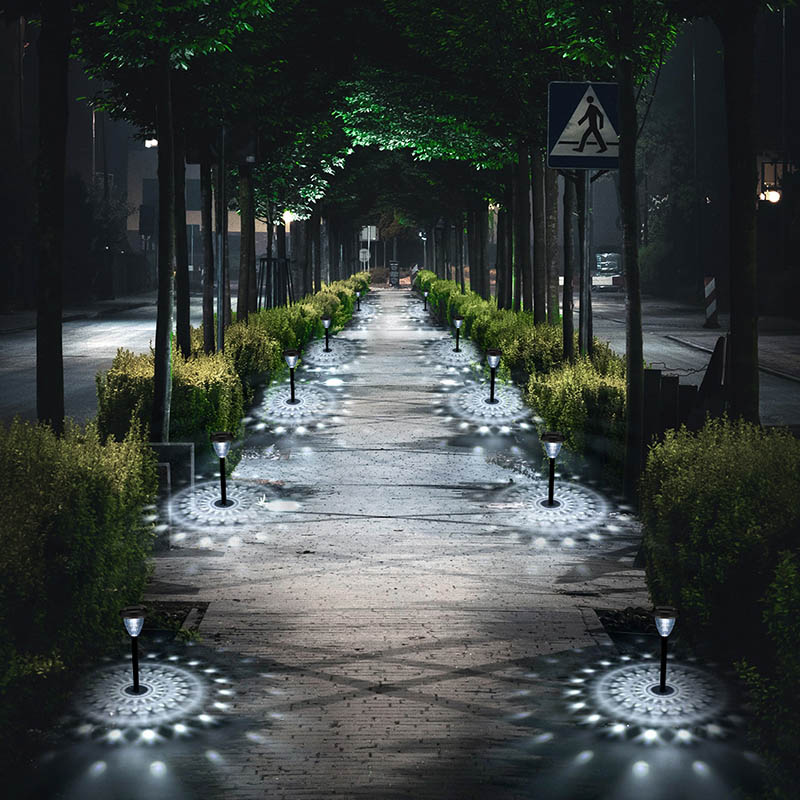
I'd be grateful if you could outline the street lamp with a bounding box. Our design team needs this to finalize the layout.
[120,606,146,695]
[486,349,501,404]
[423,290,429,311]
[653,607,677,694]
[321,314,332,352]
[419,231,427,269]
[355,290,361,311]
[452,314,463,352]
[284,349,300,404]
[210,432,234,507]
[541,432,564,507]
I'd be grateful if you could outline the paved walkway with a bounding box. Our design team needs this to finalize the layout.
[18,289,762,800]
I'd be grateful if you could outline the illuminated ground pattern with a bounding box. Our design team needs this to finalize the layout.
[259,381,333,425]
[172,481,277,527]
[422,336,482,367]
[449,381,530,424]
[300,338,357,368]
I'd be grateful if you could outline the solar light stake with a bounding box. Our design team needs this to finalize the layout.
[356,290,361,311]
[453,315,463,352]
[541,432,564,507]
[423,290,429,311]
[211,432,234,507]
[654,607,677,694]
[121,606,146,695]
[487,349,501,404]
[284,349,300,404]
[322,315,332,352]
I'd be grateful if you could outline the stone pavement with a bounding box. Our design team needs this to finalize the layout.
[16,289,763,800]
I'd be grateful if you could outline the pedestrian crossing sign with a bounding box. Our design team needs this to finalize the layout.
[547,82,619,170]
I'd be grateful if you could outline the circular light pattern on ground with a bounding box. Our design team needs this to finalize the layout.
[424,337,481,367]
[592,662,726,730]
[300,338,357,368]
[260,382,332,425]
[505,481,610,534]
[448,382,529,424]
[76,662,206,729]
[171,481,276,527]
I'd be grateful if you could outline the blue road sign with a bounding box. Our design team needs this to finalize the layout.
[548,82,619,170]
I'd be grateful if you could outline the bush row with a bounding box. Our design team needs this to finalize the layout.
[98,273,371,442]
[0,419,157,746]
[414,270,627,471]
[641,417,800,798]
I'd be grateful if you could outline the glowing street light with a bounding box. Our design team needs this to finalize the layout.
[120,606,146,695]
[284,349,300,404]
[321,314,332,352]
[654,607,677,694]
[541,432,564,507]
[486,349,501,404]
[452,314,463,352]
[355,290,361,311]
[210,432,234,507]
[423,290,429,311]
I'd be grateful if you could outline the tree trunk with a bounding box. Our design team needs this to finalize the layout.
[562,174,576,363]
[311,210,321,292]
[36,0,71,433]
[545,166,560,324]
[151,54,175,443]
[276,219,287,304]
[222,170,232,327]
[531,147,547,323]
[236,166,251,321]
[514,141,531,311]
[200,159,215,353]
[496,208,507,309]
[576,174,588,355]
[618,9,644,501]
[477,204,489,300]
[502,170,514,310]
[264,217,273,309]
[173,134,190,357]
[714,6,759,422]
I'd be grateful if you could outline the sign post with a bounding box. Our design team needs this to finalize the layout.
[548,82,618,356]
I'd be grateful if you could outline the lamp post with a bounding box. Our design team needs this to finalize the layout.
[419,231,427,268]
[653,607,677,694]
[423,290,429,311]
[541,432,564,507]
[284,349,300,404]
[355,290,361,311]
[121,606,146,695]
[452,314,463,352]
[321,314,332,352]
[486,349,501,404]
[210,432,234,507]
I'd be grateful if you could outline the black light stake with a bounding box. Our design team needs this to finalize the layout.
[423,290,429,311]
[541,432,564,507]
[211,432,234,507]
[654,607,677,694]
[486,349,501,404]
[356,290,361,311]
[284,349,300,404]
[121,606,146,695]
[453,314,463,352]
[321,314,332,352]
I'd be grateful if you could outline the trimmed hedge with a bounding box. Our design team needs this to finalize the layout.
[0,419,156,739]
[414,270,627,469]
[641,417,800,797]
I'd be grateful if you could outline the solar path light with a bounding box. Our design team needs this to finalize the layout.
[120,606,146,695]
[211,432,234,507]
[486,349,501,404]
[423,290,429,311]
[654,607,677,694]
[321,314,332,352]
[541,432,564,507]
[355,290,361,311]
[452,314,463,352]
[284,349,300,404]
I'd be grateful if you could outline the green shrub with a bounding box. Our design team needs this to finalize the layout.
[97,347,243,442]
[0,419,156,688]
[641,418,800,652]
[526,357,626,469]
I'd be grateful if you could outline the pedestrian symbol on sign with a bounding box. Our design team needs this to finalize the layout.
[573,96,607,153]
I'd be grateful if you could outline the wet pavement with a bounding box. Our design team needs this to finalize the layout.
[14,289,763,799]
